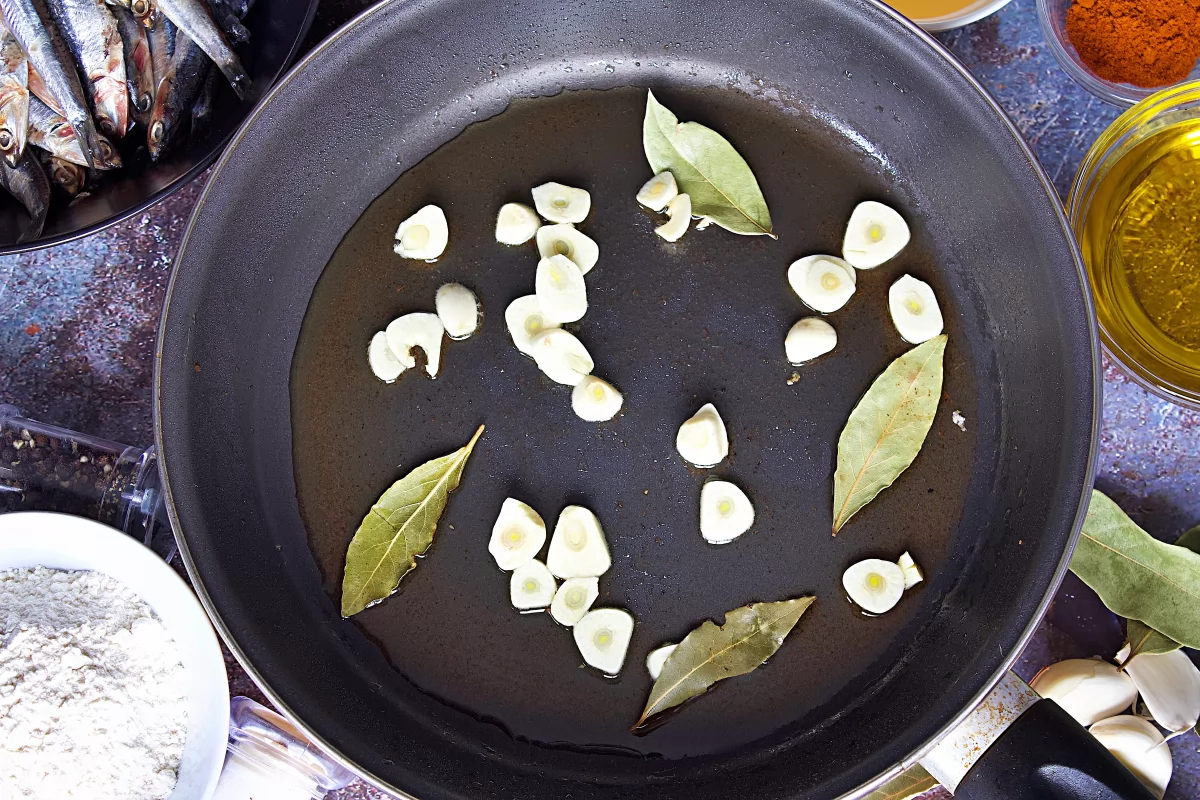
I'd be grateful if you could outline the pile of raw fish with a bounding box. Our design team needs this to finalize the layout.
[0,0,254,241]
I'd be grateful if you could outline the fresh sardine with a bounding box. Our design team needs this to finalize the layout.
[0,148,48,241]
[102,0,152,25]
[45,153,83,194]
[28,95,119,168]
[147,20,207,161]
[0,20,28,165]
[154,0,247,99]
[188,60,212,141]
[113,5,151,122]
[44,0,128,137]
[0,0,102,166]
[26,62,63,114]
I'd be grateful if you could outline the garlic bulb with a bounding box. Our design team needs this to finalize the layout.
[1089,716,1172,799]
[1119,647,1200,733]
[1029,659,1138,727]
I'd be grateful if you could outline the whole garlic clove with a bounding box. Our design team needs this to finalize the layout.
[394,205,449,260]
[675,403,729,468]
[842,200,911,269]
[384,313,445,377]
[367,331,406,383]
[435,283,479,340]
[571,376,623,422]
[785,318,837,365]
[1120,648,1200,733]
[549,577,600,627]
[656,193,691,242]
[1029,659,1138,727]
[646,643,678,680]
[1090,716,1173,799]
[889,275,944,344]
[842,559,905,615]
[532,182,591,224]
[637,172,678,212]
[488,498,547,571]
[510,559,557,611]
[573,608,635,675]
[536,224,600,275]
[699,480,754,544]
[495,202,540,245]
[529,329,594,386]
[504,295,560,356]
[535,254,588,323]
[788,255,857,314]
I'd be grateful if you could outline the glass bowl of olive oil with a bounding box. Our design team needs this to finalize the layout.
[1070,81,1200,408]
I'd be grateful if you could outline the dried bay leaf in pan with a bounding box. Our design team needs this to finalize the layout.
[340,425,484,617]
[642,90,775,238]
[1121,525,1200,656]
[832,335,946,535]
[1072,491,1200,650]
[864,765,939,800]
[634,596,815,730]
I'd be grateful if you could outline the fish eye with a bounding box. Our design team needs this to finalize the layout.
[149,121,164,144]
[0,130,13,150]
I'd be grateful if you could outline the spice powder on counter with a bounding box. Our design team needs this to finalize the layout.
[1066,0,1200,88]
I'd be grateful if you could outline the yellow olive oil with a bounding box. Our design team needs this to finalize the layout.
[884,0,987,18]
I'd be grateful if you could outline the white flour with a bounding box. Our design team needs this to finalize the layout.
[0,566,189,800]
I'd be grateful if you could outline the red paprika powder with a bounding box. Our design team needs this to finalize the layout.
[1066,0,1200,88]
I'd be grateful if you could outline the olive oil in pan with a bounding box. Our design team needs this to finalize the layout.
[290,86,977,758]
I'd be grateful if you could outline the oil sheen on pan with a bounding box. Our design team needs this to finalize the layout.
[290,86,978,759]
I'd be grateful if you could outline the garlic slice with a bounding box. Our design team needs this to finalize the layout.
[897,551,924,588]
[842,559,905,615]
[1089,716,1173,799]
[393,205,449,260]
[530,329,594,386]
[505,295,560,356]
[842,201,911,269]
[536,224,600,275]
[675,403,729,468]
[637,171,678,212]
[488,498,547,571]
[1029,659,1138,727]
[384,313,445,377]
[435,283,479,340]
[656,193,691,242]
[510,559,556,610]
[550,577,600,627]
[495,202,540,245]
[646,644,677,680]
[547,505,611,579]
[787,255,857,314]
[699,480,754,544]
[367,331,406,383]
[784,318,837,365]
[573,608,635,675]
[889,275,944,344]
[536,254,588,323]
[532,182,591,224]
[571,376,623,422]
[1119,648,1200,733]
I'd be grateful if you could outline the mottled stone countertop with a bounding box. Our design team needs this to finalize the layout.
[1,0,1198,797]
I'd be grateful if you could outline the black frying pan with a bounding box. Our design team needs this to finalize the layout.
[156,0,1121,797]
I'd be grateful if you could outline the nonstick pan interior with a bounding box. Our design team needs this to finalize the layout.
[156,1,1099,798]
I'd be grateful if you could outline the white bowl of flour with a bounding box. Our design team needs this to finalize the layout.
[0,512,229,800]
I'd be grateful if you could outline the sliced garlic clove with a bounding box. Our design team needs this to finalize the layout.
[785,318,837,365]
[889,275,944,344]
[505,295,560,356]
[573,608,635,675]
[488,498,548,571]
[1122,649,1200,733]
[897,551,924,589]
[655,192,692,243]
[1030,659,1138,727]
[549,577,600,627]
[510,559,556,610]
[842,558,905,615]
[842,200,911,269]
[536,254,588,323]
[384,312,445,377]
[699,480,754,544]
[532,182,591,224]
[646,643,677,680]
[637,171,678,212]
[530,329,594,386]
[368,331,406,383]
[675,403,729,468]
[788,255,857,314]
[495,202,540,245]
[571,376,623,422]
[1089,716,1173,799]
[394,205,449,260]
[435,283,479,340]
[547,505,611,579]
[536,224,600,275]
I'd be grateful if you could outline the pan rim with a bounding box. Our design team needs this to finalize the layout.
[154,0,1103,796]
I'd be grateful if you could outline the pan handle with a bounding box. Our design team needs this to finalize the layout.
[918,671,1157,800]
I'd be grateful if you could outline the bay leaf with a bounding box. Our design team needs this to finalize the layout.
[642,90,774,238]
[1070,490,1200,649]
[864,765,939,800]
[1123,524,1200,656]
[340,425,484,617]
[832,335,946,535]
[635,596,815,729]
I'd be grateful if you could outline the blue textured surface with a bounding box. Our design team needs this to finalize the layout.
[1,0,1198,796]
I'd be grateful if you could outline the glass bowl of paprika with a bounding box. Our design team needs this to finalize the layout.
[1037,0,1200,107]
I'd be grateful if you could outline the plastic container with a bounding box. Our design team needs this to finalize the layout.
[1037,0,1200,107]
[887,0,1013,32]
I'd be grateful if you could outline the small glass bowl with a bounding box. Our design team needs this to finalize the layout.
[1068,81,1200,408]
[1037,0,1200,107]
